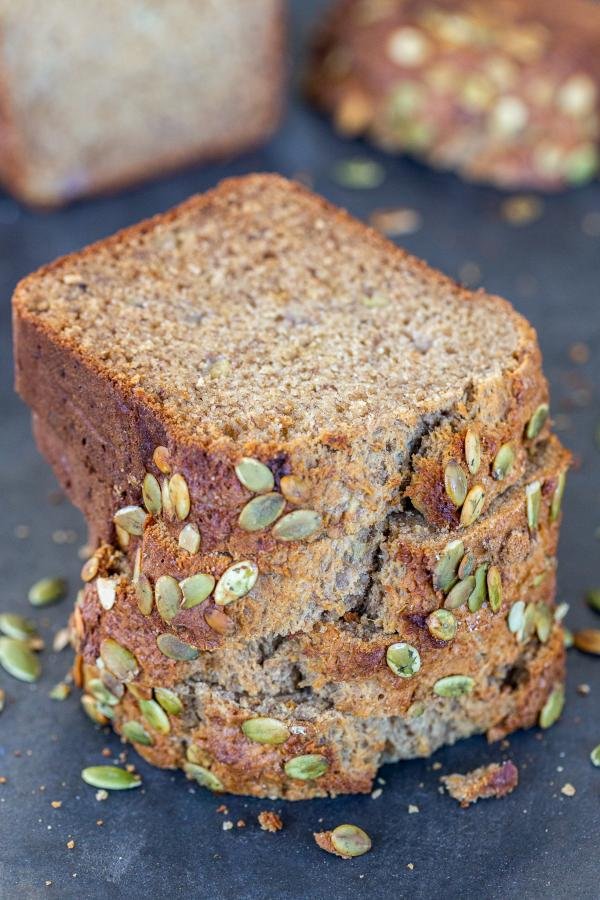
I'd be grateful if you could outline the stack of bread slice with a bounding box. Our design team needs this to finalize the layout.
[13,175,569,799]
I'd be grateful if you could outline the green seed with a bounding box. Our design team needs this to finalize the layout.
[238,493,286,532]
[492,443,516,480]
[0,637,41,682]
[168,474,191,520]
[178,523,201,554]
[508,600,526,634]
[28,577,67,607]
[135,576,154,616]
[81,766,142,790]
[139,699,171,734]
[113,505,147,536]
[444,460,468,507]
[0,612,38,641]
[272,510,322,541]
[445,575,475,609]
[49,682,71,701]
[100,638,139,682]
[81,694,111,724]
[161,478,175,518]
[539,685,565,729]
[156,633,199,661]
[487,566,503,613]
[564,143,599,184]
[180,573,216,609]
[284,754,329,780]
[554,602,569,622]
[535,604,553,643]
[526,481,542,530]
[155,575,183,623]
[426,609,457,641]
[518,602,538,644]
[464,429,481,475]
[96,577,117,611]
[407,701,425,718]
[433,540,464,593]
[241,717,290,745]
[460,486,485,527]
[186,744,204,764]
[526,404,549,440]
[433,674,475,697]
[331,157,385,189]
[590,745,600,767]
[386,642,421,677]
[87,678,120,706]
[468,564,488,612]
[154,687,183,716]
[235,458,274,494]
[587,589,600,614]
[563,628,574,648]
[457,552,475,579]
[183,763,224,791]
[142,472,162,516]
[122,720,154,746]
[100,671,124,699]
[550,472,566,522]
[330,824,372,858]
[214,561,258,606]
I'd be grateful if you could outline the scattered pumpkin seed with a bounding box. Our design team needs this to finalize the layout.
[284,754,329,780]
[155,575,183,623]
[156,633,199,661]
[204,607,235,635]
[460,486,485,526]
[0,637,41,682]
[28,577,67,607]
[178,523,201,555]
[444,460,468,507]
[239,493,286,532]
[433,540,464,593]
[153,446,171,474]
[280,475,310,505]
[426,609,457,641]
[564,628,574,648]
[464,429,481,475]
[573,629,600,655]
[234,458,274,494]
[96,577,117,611]
[550,472,566,521]
[587,590,600,614]
[508,600,526,634]
[80,694,111,724]
[539,685,565,728]
[487,566,503,613]
[0,612,37,641]
[154,687,183,716]
[433,674,475,697]
[180,573,216,609]
[49,682,71,701]
[141,472,162,516]
[183,763,224,791]
[535,604,553,643]
[81,766,142,790]
[330,824,372,858]
[113,506,147,537]
[492,443,516,480]
[87,678,120,706]
[554,602,569,622]
[590,745,600,767]
[241,717,290,745]
[100,638,139,682]
[135,576,154,616]
[445,575,475,610]
[457,552,475,580]
[81,556,99,582]
[331,157,385,189]
[526,481,542,530]
[168,474,190,520]
[272,510,322,541]
[526,403,549,440]
[139,699,171,734]
[214,561,258,606]
[161,477,175,518]
[122,720,154,745]
[386,642,421,678]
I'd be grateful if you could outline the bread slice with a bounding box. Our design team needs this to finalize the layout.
[0,1,285,205]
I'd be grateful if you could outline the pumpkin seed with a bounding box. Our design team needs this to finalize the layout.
[161,478,175,518]
[0,612,37,641]
[154,687,183,715]
[113,506,147,536]
[574,629,600,655]
[122,720,154,745]
[87,678,120,706]
[564,628,574,649]
[330,824,372,858]
[239,493,286,532]
[140,475,161,518]
[272,510,322,541]
[183,763,224,792]
[186,744,205,765]
[426,609,457,641]
[156,633,199,661]
[460,486,485,526]
[487,566,503,613]
[132,547,142,584]
[0,637,41,682]
[444,576,475,610]
[153,446,171,474]
[100,638,139,682]
[586,590,600,614]
[492,443,516,480]
[590,745,600,767]
[444,460,468,507]
[386,642,421,677]
[539,685,565,728]
[178,523,201,554]
[139,699,171,734]
[464,429,481,475]
[100,670,124,699]
[517,602,538,644]
[115,525,130,550]
[550,472,566,521]
[204,606,235,635]
[508,600,526,634]
[457,552,475,579]
[155,575,183,623]
[331,157,385,189]
[526,481,542,530]
[433,674,475,697]
[565,144,598,185]
[554,602,569,622]
[135,576,154,616]
[214,561,258,606]
[28,577,67,607]
[169,474,190,520]
[96,577,117,611]
[407,701,425,718]
[180,573,216,608]
[433,540,464,593]
[80,694,111,724]
[49,682,71,700]
[526,403,549,440]
[81,556,99,582]
[284,754,329,780]
[241,717,290,745]
[280,475,310,505]
[234,458,274,494]
[535,603,553,643]
[81,766,142,790]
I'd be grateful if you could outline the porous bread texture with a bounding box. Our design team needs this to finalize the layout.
[0,0,285,205]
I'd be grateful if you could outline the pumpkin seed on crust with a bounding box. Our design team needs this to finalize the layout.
[460,486,485,527]
[280,475,310,505]
[99,638,139,682]
[464,429,481,475]
[550,472,566,522]
[444,576,475,610]
[235,458,274,494]
[241,717,290,745]
[214,561,258,606]
[139,699,171,734]
[444,460,468,507]
[386,642,421,677]
[426,609,457,641]
[284,754,329,780]
[178,523,201,555]
[153,446,171,474]
[183,763,224,791]
[154,687,183,716]
[181,573,215,608]
[433,675,475,697]
[122,720,154,746]
[526,403,549,440]
[486,566,503,613]
[113,506,147,536]
[156,633,199,661]
[135,576,154,616]
[433,540,464,593]
[492,443,516,480]
[168,474,190,520]
[155,575,183,623]
[272,510,322,541]
[239,493,285,532]
[526,481,542,530]
[142,472,162,516]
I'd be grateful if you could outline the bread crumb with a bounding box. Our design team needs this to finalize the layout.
[431,761,442,771]
[216,804,229,814]
[51,801,62,809]
[577,683,591,696]
[95,790,108,801]
[96,820,104,826]
[222,821,234,831]
[371,788,382,799]
[369,207,422,237]
[569,342,590,365]
[441,761,519,807]
[101,748,112,758]
[258,811,283,833]
[500,195,543,226]
[236,820,246,828]
[0,776,7,784]
[407,863,414,871]
[66,840,75,850]
[561,783,576,797]
[408,804,419,814]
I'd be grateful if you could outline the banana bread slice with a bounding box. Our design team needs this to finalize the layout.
[0,1,285,205]
[308,0,600,190]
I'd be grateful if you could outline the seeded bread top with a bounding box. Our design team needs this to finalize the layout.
[14,174,537,451]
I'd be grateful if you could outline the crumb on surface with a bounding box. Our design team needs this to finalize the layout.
[258,810,283,833]
[222,821,234,831]
[314,831,344,859]
[66,840,75,850]
[371,788,382,799]
[408,804,419,814]
[441,761,519,808]
[51,801,62,809]
[561,783,576,797]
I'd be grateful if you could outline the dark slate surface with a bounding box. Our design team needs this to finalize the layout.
[1,2,599,898]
